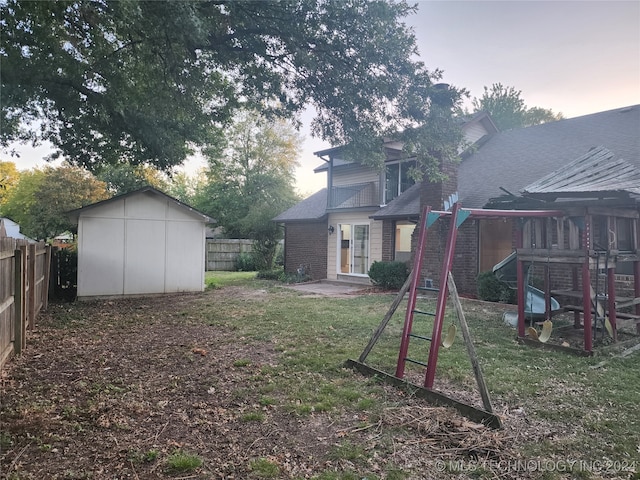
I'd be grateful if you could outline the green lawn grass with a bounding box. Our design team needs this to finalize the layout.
[205,270,257,289]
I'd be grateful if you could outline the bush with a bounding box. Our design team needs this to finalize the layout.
[368,261,409,290]
[235,252,258,271]
[256,268,285,281]
[476,270,516,303]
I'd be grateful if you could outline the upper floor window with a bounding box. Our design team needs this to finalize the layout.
[384,160,416,204]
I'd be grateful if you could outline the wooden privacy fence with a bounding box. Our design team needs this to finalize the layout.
[0,238,51,369]
[206,239,253,271]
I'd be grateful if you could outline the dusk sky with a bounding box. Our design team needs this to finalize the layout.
[295,0,640,195]
[6,1,640,196]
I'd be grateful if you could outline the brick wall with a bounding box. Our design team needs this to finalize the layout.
[283,221,328,280]
[418,159,458,212]
[411,159,482,293]
[452,222,479,295]
[381,220,395,262]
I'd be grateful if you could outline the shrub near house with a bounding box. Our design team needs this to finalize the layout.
[368,261,409,290]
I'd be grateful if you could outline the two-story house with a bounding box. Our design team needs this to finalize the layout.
[274,111,498,285]
[275,105,639,295]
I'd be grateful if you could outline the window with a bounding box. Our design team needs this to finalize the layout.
[384,161,416,204]
[339,224,370,275]
[394,221,415,262]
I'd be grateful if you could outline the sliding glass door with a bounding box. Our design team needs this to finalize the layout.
[339,224,370,275]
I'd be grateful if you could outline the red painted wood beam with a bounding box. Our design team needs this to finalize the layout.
[424,204,461,389]
[395,206,431,379]
[607,267,618,342]
[582,215,593,353]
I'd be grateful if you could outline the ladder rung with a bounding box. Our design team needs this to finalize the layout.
[417,286,440,292]
[404,357,428,367]
[413,309,435,316]
[409,333,432,341]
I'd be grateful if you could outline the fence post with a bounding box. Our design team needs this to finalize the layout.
[42,244,52,311]
[14,248,23,355]
[28,243,36,329]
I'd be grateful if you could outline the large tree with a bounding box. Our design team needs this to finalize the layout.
[196,111,300,268]
[472,83,563,131]
[1,0,464,176]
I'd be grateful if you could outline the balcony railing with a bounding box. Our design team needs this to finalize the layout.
[329,182,379,209]
[385,180,415,203]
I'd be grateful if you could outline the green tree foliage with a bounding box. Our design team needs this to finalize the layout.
[2,165,108,239]
[166,171,208,207]
[95,163,168,195]
[1,0,464,176]
[0,161,20,207]
[197,111,301,268]
[0,168,45,226]
[472,83,563,131]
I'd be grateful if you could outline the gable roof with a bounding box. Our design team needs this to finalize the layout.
[522,145,640,199]
[273,189,328,222]
[68,186,215,224]
[0,217,35,242]
[459,105,640,208]
[0,217,33,240]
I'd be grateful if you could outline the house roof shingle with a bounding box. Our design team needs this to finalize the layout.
[273,189,328,222]
[459,105,640,208]
[370,183,421,219]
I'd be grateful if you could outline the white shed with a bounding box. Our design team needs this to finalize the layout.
[70,187,214,298]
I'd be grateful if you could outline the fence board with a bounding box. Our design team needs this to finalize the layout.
[206,239,254,271]
[0,238,16,365]
[0,239,50,369]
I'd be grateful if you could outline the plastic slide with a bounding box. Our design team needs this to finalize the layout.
[492,252,560,320]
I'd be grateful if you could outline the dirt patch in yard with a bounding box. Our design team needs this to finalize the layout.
[0,287,593,479]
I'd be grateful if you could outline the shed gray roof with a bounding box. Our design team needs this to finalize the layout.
[459,105,640,208]
[273,189,328,222]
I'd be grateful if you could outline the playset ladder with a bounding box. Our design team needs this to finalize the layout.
[396,203,466,389]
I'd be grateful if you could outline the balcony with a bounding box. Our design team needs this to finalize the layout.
[385,180,415,203]
[329,182,379,209]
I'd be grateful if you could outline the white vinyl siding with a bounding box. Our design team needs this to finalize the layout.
[332,164,379,187]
